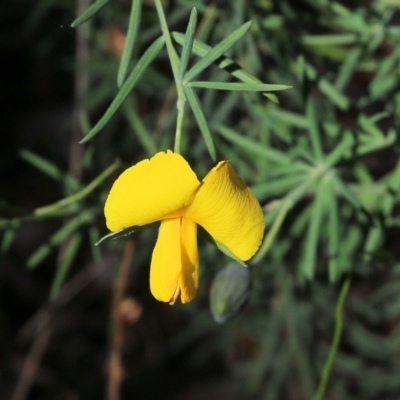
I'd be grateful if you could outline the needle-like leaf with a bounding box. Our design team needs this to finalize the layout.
[117,0,143,87]
[183,21,252,83]
[80,37,165,143]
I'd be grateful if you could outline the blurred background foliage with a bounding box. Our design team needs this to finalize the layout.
[1,0,400,399]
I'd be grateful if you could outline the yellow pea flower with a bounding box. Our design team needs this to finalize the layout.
[104,150,264,304]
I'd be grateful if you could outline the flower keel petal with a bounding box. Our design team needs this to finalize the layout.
[105,151,200,231]
[179,218,199,303]
[150,218,182,302]
[184,161,264,261]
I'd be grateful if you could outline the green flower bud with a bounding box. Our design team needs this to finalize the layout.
[209,262,252,323]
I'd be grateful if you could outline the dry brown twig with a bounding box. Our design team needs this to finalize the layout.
[12,1,91,398]
[107,239,136,400]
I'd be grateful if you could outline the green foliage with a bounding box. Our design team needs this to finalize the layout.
[3,0,400,399]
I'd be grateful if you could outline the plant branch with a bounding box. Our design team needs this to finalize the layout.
[313,276,351,400]
[153,0,186,153]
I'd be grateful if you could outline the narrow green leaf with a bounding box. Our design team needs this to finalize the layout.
[184,85,216,160]
[290,204,312,238]
[183,21,252,83]
[243,100,291,143]
[71,0,109,27]
[1,222,18,253]
[50,233,83,299]
[306,97,324,162]
[49,213,92,245]
[363,226,383,263]
[305,63,350,110]
[370,112,390,124]
[354,130,396,157]
[301,33,357,46]
[369,75,397,101]
[154,0,180,79]
[332,175,363,210]
[335,48,362,91]
[27,244,52,270]
[117,0,142,87]
[388,159,400,194]
[210,91,240,126]
[296,54,307,87]
[172,32,279,102]
[369,49,400,97]
[141,6,191,44]
[35,160,121,217]
[20,150,81,194]
[95,226,137,245]
[79,111,92,137]
[88,227,102,261]
[265,162,312,178]
[358,114,384,138]
[251,174,308,199]
[80,37,165,143]
[266,107,309,129]
[285,178,316,208]
[122,98,157,156]
[95,222,158,246]
[188,81,291,91]
[178,8,197,82]
[216,124,290,165]
[325,133,354,168]
[354,163,374,186]
[301,181,327,279]
[27,212,92,269]
[295,139,316,165]
[20,150,63,181]
[318,79,350,111]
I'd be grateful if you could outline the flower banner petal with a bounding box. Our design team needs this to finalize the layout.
[105,151,200,231]
[184,161,264,261]
[179,218,199,303]
[150,218,182,302]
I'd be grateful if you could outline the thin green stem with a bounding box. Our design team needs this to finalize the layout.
[153,0,179,78]
[154,0,186,153]
[35,159,121,216]
[313,276,351,400]
[174,97,186,153]
[251,203,290,264]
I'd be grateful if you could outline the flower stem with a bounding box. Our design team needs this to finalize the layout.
[174,97,186,153]
[35,159,121,216]
[154,0,186,154]
[251,203,290,264]
[313,276,351,400]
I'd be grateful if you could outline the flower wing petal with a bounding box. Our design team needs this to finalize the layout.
[105,151,200,231]
[184,161,264,261]
[179,218,199,303]
[150,218,181,302]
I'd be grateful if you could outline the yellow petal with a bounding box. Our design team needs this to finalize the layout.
[150,218,181,302]
[179,218,199,303]
[105,151,200,231]
[184,161,264,261]
[150,217,199,304]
